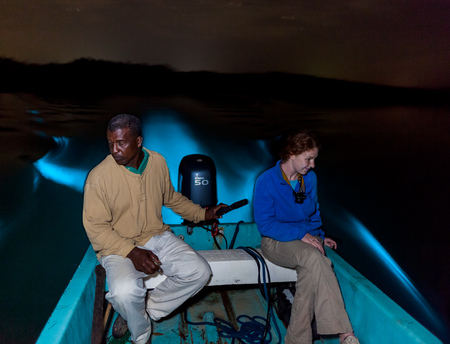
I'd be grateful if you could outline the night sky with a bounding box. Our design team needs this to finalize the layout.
[1,0,450,89]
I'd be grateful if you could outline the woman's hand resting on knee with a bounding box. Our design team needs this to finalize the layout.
[301,233,325,254]
[301,234,337,254]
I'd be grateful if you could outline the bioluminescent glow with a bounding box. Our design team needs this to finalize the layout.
[142,111,273,224]
[33,137,89,193]
[334,210,443,329]
[32,111,273,225]
[34,160,87,193]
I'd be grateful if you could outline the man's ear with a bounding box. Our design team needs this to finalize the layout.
[137,136,143,147]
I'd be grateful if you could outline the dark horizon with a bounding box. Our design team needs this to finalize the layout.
[2,57,449,108]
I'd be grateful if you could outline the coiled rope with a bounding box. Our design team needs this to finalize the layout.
[183,246,282,344]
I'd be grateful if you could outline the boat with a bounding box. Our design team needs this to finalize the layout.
[35,220,442,344]
[35,154,443,343]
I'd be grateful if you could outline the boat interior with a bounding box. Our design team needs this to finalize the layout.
[101,224,303,344]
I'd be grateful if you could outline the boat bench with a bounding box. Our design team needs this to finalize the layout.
[143,249,297,289]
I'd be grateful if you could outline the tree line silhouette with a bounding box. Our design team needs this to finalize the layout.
[0,57,448,106]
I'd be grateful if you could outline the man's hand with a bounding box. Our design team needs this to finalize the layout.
[301,233,325,255]
[126,247,162,274]
[205,203,228,221]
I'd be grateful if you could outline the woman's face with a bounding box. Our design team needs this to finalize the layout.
[290,147,319,175]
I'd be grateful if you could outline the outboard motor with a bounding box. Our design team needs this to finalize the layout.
[178,154,217,207]
[178,154,217,232]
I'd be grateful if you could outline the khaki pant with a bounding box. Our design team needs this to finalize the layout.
[261,236,353,344]
[100,231,211,344]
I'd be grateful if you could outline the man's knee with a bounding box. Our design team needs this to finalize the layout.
[194,256,212,286]
[179,254,212,288]
[108,276,146,303]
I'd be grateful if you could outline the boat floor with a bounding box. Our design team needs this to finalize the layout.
[104,284,340,344]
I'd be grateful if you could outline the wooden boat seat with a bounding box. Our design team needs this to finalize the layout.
[143,248,297,289]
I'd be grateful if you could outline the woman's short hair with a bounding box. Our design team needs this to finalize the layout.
[107,114,142,138]
[279,130,320,162]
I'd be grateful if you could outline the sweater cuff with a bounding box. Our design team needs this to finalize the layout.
[118,242,136,259]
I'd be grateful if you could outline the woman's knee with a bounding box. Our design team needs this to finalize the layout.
[295,245,329,269]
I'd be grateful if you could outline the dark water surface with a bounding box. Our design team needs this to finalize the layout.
[0,93,449,343]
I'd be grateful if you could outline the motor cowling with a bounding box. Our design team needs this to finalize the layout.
[178,154,217,208]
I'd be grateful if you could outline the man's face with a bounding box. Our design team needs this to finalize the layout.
[107,128,143,167]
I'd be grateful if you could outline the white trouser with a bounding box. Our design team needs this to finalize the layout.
[100,231,212,344]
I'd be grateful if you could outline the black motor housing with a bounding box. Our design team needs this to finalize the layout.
[178,154,217,208]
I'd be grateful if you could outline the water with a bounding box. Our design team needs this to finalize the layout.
[0,93,449,343]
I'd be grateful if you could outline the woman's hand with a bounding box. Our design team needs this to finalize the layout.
[301,233,325,255]
[324,237,337,249]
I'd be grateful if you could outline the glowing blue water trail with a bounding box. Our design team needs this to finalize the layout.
[33,137,89,193]
[334,209,443,330]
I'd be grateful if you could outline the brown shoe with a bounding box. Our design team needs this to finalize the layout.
[112,315,128,338]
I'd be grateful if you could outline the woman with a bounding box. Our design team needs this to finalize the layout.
[253,130,360,344]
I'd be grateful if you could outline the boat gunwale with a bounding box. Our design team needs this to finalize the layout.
[36,222,443,344]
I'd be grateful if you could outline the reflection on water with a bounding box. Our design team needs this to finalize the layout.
[0,93,449,343]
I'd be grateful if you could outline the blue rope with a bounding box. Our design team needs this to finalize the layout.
[184,312,274,344]
[238,247,282,344]
[183,246,282,344]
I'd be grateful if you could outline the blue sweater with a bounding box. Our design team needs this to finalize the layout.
[253,160,324,241]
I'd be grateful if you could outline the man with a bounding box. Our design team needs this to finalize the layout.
[83,114,224,344]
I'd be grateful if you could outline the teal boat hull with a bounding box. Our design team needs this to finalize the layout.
[36,223,442,344]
